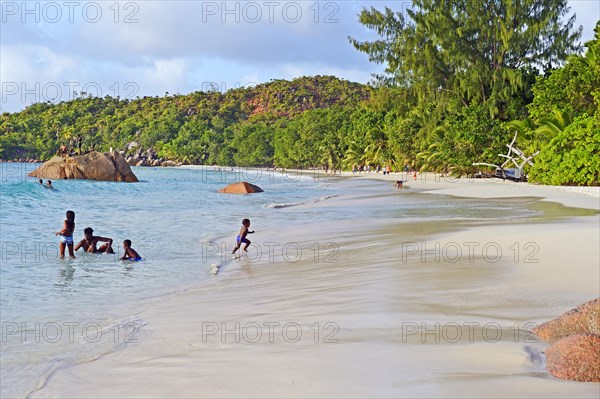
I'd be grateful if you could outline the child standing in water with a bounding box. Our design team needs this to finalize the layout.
[232,218,254,255]
[56,210,76,258]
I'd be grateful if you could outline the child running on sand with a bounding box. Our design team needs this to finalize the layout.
[120,239,142,261]
[232,218,254,254]
[56,210,76,258]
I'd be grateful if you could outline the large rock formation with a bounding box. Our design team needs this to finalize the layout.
[28,151,139,182]
[531,298,600,383]
[218,181,263,194]
[533,298,600,342]
[545,333,600,382]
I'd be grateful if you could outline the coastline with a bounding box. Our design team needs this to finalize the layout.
[337,170,600,210]
[177,165,600,209]
[30,172,599,398]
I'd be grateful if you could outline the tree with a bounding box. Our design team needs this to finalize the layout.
[528,21,600,121]
[528,115,600,186]
[230,123,274,166]
[350,0,582,116]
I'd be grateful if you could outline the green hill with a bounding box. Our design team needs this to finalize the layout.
[0,75,371,165]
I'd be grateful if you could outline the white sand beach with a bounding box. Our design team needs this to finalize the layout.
[31,173,599,398]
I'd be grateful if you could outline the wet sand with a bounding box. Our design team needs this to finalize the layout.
[31,174,599,398]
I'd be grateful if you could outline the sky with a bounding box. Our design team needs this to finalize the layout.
[1,0,598,113]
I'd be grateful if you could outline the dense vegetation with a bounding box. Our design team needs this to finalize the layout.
[1,1,598,185]
[0,76,371,167]
[349,0,598,184]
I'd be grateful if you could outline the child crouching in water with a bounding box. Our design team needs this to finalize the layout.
[232,218,254,255]
[120,239,142,261]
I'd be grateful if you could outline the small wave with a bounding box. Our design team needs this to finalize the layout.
[267,202,305,209]
[267,194,340,209]
[319,194,339,201]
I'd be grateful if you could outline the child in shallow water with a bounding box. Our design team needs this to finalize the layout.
[120,239,142,261]
[56,210,76,259]
[232,218,254,255]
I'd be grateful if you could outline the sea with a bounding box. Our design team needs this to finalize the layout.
[0,162,556,397]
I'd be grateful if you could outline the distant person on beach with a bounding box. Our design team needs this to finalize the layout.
[58,145,68,157]
[46,180,55,189]
[56,210,76,258]
[232,218,254,254]
[120,239,142,261]
[395,180,403,189]
[75,227,115,254]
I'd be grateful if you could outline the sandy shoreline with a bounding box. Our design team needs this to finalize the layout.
[31,173,599,398]
[338,170,600,209]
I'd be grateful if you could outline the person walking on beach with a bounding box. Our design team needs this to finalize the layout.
[232,219,254,255]
[75,227,115,254]
[395,180,403,189]
[56,210,76,258]
[120,239,142,261]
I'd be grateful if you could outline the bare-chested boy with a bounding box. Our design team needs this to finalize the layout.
[120,239,142,261]
[232,218,255,254]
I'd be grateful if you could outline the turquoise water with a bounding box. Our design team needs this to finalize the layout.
[0,164,544,397]
[0,164,345,397]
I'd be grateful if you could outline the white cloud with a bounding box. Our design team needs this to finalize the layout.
[1,0,597,112]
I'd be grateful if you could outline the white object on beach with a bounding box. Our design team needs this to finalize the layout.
[210,264,219,275]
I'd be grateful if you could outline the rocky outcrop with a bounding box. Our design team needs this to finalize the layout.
[27,151,138,182]
[218,182,263,194]
[531,298,600,383]
[545,333,600,382]
[124,146,182,167]
[533,298,600,342]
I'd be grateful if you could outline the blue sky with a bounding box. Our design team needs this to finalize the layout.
[1,0,598,113]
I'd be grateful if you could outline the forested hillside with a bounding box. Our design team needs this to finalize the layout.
[0,76,371,167]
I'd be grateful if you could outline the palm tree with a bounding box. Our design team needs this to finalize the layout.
[415,125,450,173]
[506,109,575,154]
[342,143,363,171]
[319,143,341,173]
[362,138,390,168]
[536,109,575,138]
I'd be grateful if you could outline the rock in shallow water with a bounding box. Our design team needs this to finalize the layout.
[218,181,263,194]
[532,298,600,342]
[545,333,600,382]
[27,151,138,182]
